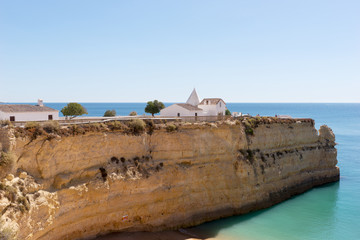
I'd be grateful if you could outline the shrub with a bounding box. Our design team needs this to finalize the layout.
[129,111,137,116]
[166,124,177,132]
[243,121,254,135]
[243,118,261,136]
[146,120,155,135]
[88,122,102,131]
[25,121,40,130]
[128,119,146,134]
[0,227,15,240]
[225,109,231,116]
[24,122,43,140]
[17,196,30,212]
[107,121,124,131]
[0,151,15,178]
[0,120,11,127]
[0,151,15,168]
[70,125,85,135]
[247,118,258,128]
[3,185,17,202]
[245,127,254,135]
[42,121,60,133]
[104,109,116,117]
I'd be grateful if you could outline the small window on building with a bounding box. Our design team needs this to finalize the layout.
[10,116,15,122]
[48,115,53,120]
[177,113,180,117]
[195,113,198,116]
[220,102,221,107]
[206,100,209,105]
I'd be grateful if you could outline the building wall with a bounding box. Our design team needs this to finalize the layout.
[216,101,226,115]
[197,105,216,116]
[0,112,6,121]
[0,111,59,121]
[160,104,204,117]
[198,100,226,116]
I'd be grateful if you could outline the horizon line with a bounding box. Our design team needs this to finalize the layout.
[1,101,360,104]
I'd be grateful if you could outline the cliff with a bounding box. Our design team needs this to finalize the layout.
[0,118,339,240]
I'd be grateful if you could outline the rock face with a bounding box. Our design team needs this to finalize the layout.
[0,119,339,240]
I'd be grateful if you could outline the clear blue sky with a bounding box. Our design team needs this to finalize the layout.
[0,0,359,103]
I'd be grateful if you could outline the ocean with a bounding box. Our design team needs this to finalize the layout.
[6,102,360,239]
[190,103,360,240]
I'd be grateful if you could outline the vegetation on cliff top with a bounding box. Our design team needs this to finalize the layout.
[12,119,169,140]
[5,116,314,142]
[129,111,137,116]
[241,116,314,136]
[103,109,116,117]
[0,120,12,127]
[128,119,146,134]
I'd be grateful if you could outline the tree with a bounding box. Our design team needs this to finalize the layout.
[61,103,88,119]
[104,109,116,117]
[225,109,231,116]
[129,111,137,116]
[145,100,165,116]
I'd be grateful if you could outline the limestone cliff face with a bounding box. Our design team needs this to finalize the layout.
[0,119,339,240]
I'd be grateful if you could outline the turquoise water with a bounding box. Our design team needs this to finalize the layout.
[189,103,360,240]
[5,102,360,239]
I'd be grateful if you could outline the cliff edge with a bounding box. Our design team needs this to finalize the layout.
[0,118,339,240]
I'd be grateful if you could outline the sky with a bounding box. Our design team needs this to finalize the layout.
[0,0,359,103]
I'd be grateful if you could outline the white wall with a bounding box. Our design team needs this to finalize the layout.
[216,100,226,115]
[198,100,226,116]
[160,104,204,117]
[0,111,6,120]
[0,111,59,121]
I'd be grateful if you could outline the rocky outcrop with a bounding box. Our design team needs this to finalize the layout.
[0,119,339,240]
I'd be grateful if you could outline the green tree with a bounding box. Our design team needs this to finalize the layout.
[61,103,88,119]
[145,100,165,116]
[104,109,116,117]
[225,109,231,116]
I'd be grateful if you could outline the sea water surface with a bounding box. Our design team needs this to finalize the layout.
[6,103,360,240]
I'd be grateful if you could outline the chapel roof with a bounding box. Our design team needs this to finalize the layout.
[176,103,202,111]
[199,98,225,105]
[186,88,200,106]
[0,104,58,113]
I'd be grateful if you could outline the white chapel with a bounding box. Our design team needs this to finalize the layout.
[160,89,226,117]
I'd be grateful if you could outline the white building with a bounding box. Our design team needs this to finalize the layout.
[0,99,59,122]
[198,98,226,116]
[160,89,226,117]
